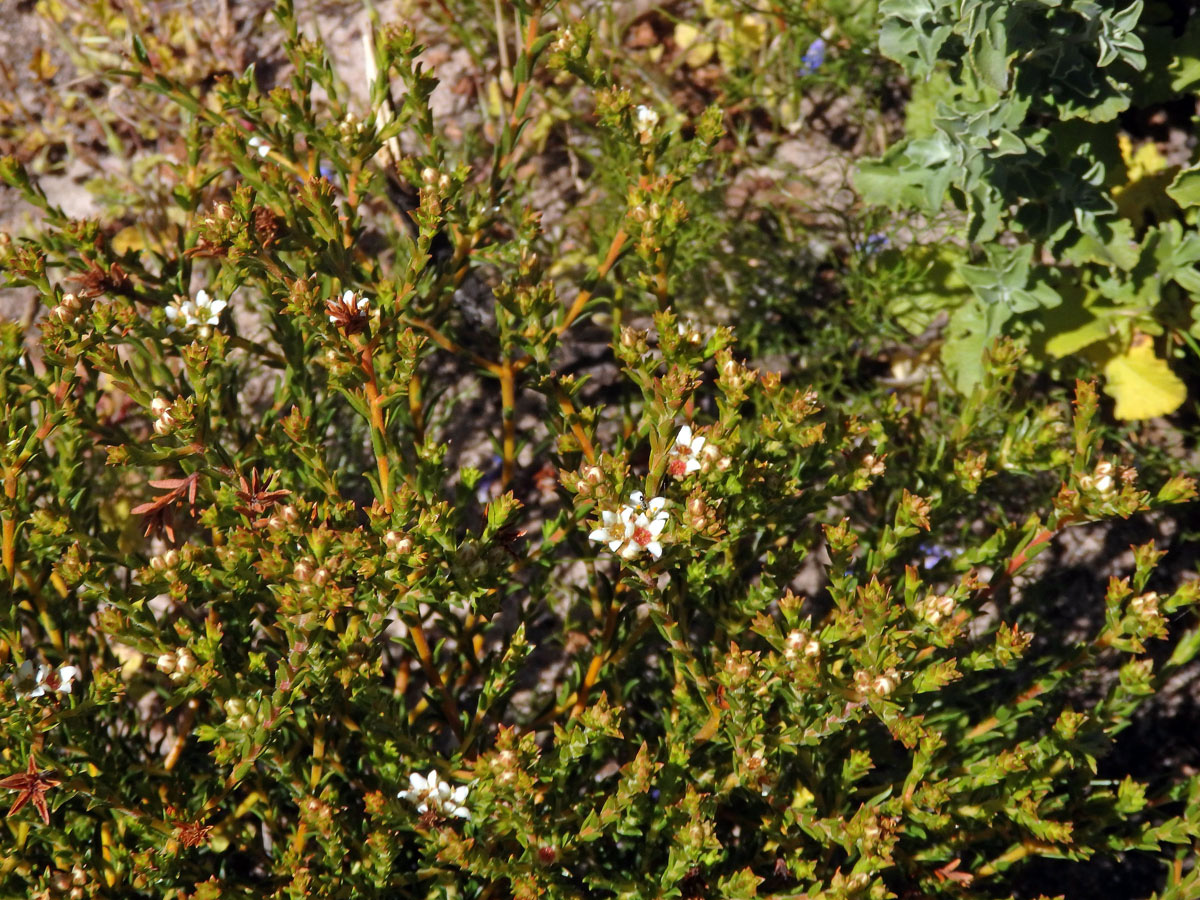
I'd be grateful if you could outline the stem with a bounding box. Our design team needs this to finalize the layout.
[398,312,498,374]
[409,622,463,741]
[356,337,393,512]
[164,700,198,771]
[551,382,596,463]
[500,360,517,490]
[2,471,17,585]
[571,598,622,717]
[408,373,426,444]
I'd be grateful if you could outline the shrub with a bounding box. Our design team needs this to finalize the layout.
[2,2,1200,898]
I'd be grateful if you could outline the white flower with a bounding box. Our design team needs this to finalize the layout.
[590,492,669,560]
[399,769,470,820]
[634,105,659,138]
[248,136,271,158]
[12,661,80,699]
[165,289,228,334]
[667,425,705,478]
[588,508,633,552]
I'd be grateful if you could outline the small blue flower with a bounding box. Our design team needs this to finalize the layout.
[799,37,826,76]
[918,543,956,570]
[856,233,889,255]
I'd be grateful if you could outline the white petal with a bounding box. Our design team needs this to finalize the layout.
[646,517,667,539]
[451,785,469,804]
[646,542,662,558]
[646,496,666,515]
[690,435,706,453]
[196,290,208,304]
[676,425,693,446]
[588,528,610,543]
[685,458,701,474]
[257,143,271,157]
[57,666,80,692]
[452,806,470,819]
[165,306,180,322]
[416,802,428,813]
[210,298,228,316]
[608,539,623,552]
[409,772,428,792]
[342,290,355,305]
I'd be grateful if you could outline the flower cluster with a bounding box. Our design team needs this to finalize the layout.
[165,289,227,336]
[589,491,669,560]
[11,661,80,699]
[399,770,471,820]
[151,396,176,436]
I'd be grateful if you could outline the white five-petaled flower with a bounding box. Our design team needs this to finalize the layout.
[634,105,659,138]
[399,769,470,820]
[12,661,81,699]
[248,136,271,158]
[589,491,669,560]
[165,289,228,334]
[667,425,705,478]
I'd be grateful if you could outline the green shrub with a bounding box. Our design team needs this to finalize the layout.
[2,2,1200,899]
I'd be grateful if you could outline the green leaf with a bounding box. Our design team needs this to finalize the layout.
[1167,164,1200,210]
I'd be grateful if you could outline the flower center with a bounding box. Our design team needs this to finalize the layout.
[632,526,653,546]
[667,458,687,476]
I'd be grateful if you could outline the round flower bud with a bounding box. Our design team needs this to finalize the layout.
[156,652,177,674]
[175,648,197,674]
[223,698,246,718]
[163,550,180,568]
[293,561,315,582]
[281,505,298,523]
[312,567,330,587]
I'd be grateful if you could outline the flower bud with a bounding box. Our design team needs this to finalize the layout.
[421,166,439,185]
[156,652,177,674]
[163,549,180,568]
[151,396,170,416]
[312,567,330,586]
[293,561,315,582]
[224,698,246,718]
[175,648,196,674]
[281,505,299,523]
